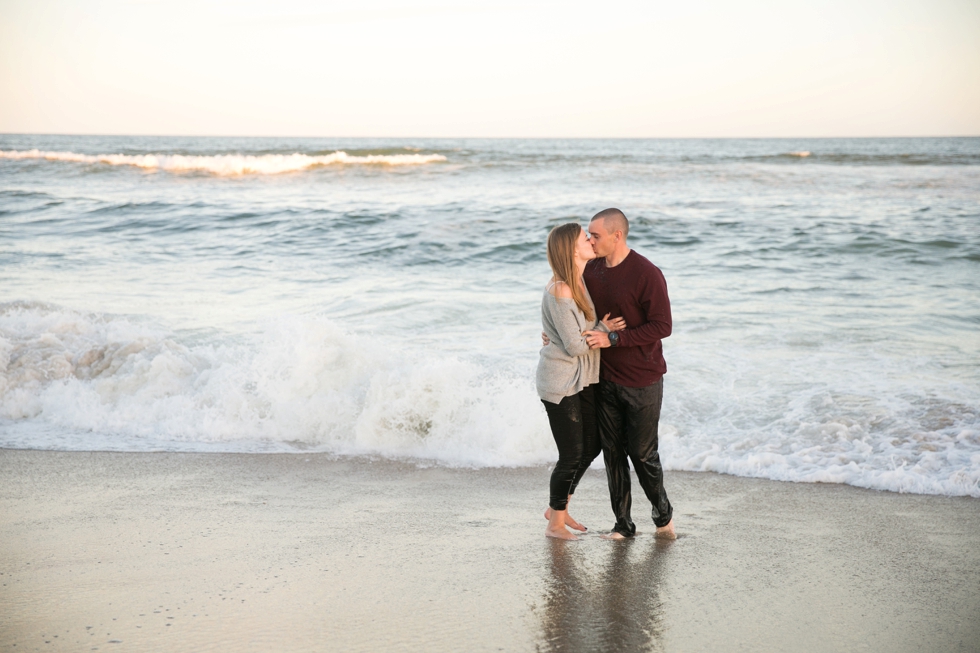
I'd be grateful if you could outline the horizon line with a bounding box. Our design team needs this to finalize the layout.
[2,132,979,140]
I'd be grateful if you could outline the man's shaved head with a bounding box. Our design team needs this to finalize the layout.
[591,208,629,238]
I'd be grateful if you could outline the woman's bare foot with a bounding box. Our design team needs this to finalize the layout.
[544,508,587,532]
[655,518,676,540]
[545,508,579,541]
[545,526,579,541]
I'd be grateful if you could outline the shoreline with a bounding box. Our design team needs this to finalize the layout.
[2,449,978,652]
[2,442,974,500]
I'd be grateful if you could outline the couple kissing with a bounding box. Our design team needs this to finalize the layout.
[536,208,675,541]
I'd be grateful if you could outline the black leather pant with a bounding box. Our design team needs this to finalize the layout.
[597,377,672,535]
[542,385,601,511]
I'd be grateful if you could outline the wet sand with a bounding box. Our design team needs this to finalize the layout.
[1,449,978,653]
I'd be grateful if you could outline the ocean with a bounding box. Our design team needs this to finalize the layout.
[1,135,978,497]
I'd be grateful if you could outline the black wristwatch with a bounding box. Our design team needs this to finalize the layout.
[608,332,620,347]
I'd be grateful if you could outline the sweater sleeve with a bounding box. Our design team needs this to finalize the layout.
[618,266,672,348]
[550,300,592,357]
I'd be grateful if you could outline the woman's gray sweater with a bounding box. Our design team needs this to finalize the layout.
[535,285,606,404]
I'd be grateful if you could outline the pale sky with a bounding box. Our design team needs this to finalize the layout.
[1,0,978,137]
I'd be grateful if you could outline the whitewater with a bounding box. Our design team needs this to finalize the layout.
[1,135,978,497]
[0,149,447,175]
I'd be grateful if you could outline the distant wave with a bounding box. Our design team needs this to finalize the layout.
[0,149,447,175]
[755,151,980,165]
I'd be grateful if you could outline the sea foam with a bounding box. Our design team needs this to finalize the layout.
[1,303,977,498]
[0,303,552,466]
[0,149,447,175]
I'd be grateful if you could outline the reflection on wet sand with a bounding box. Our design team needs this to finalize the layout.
[537,536,673,652]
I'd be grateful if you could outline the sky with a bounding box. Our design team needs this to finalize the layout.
[0,0,978,138]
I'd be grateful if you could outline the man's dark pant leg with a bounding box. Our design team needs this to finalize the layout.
[597,378,636,537]
[623,379,672,528]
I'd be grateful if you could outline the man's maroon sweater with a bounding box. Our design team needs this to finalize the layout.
[584,250,672,388]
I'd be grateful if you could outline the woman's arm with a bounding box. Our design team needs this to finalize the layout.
[549,300,592,357]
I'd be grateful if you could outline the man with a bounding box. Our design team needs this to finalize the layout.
[582,208,675,540]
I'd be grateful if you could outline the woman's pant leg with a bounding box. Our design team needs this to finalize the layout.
[568,384,600,497]
[542,392,586,511]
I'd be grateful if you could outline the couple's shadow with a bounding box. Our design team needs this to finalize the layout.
[536,535,673,653]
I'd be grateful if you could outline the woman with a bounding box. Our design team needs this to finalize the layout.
[537,223,624,540]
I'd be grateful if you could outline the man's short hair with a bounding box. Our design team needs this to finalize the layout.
[591,208,629,238]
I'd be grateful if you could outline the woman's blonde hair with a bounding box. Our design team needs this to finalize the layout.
[546,223,594,322]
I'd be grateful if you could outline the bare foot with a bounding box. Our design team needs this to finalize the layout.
[545,527,579,541]
[545,507,579,540]
[600,531,628,541]
[655,518,677,540]
[544,508,587,532]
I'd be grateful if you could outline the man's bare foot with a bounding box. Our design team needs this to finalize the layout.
[544,508,586,532]
[600,531,628,540]
[655,518,677,540]
[545,527,579,541]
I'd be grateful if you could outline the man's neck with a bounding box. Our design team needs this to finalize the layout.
[604,247,631,268]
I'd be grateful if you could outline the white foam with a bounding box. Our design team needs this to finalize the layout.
[1,303,977,497]
[0,149,446,175]
[659,343,980,497]
[0,303,553,466]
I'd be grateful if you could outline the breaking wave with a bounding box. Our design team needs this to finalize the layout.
[0,149,447,175]
[1,302,977,497]
[0,303,552,466]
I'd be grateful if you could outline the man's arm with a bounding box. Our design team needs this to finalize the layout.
[584,263,672,350]
[615,268,672,348]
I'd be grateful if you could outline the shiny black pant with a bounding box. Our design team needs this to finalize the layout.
[597,377,672,535]
[542,385,601,511]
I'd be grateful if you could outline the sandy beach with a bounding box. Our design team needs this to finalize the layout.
[1,449,978,653]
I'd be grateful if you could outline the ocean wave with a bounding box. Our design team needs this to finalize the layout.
[0,149,447,175]
[661,343,980,498]
[0,303,551,466]
[662,406,980,498]
[752,152,980,165]
[1,303,977,497]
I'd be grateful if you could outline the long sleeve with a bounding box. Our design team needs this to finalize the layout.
[618,268,672,348]
[551,300,592,357]
[583,251,671,387]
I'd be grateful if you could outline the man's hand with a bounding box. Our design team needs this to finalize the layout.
[584,330,611,349]
[541,331,550,346]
